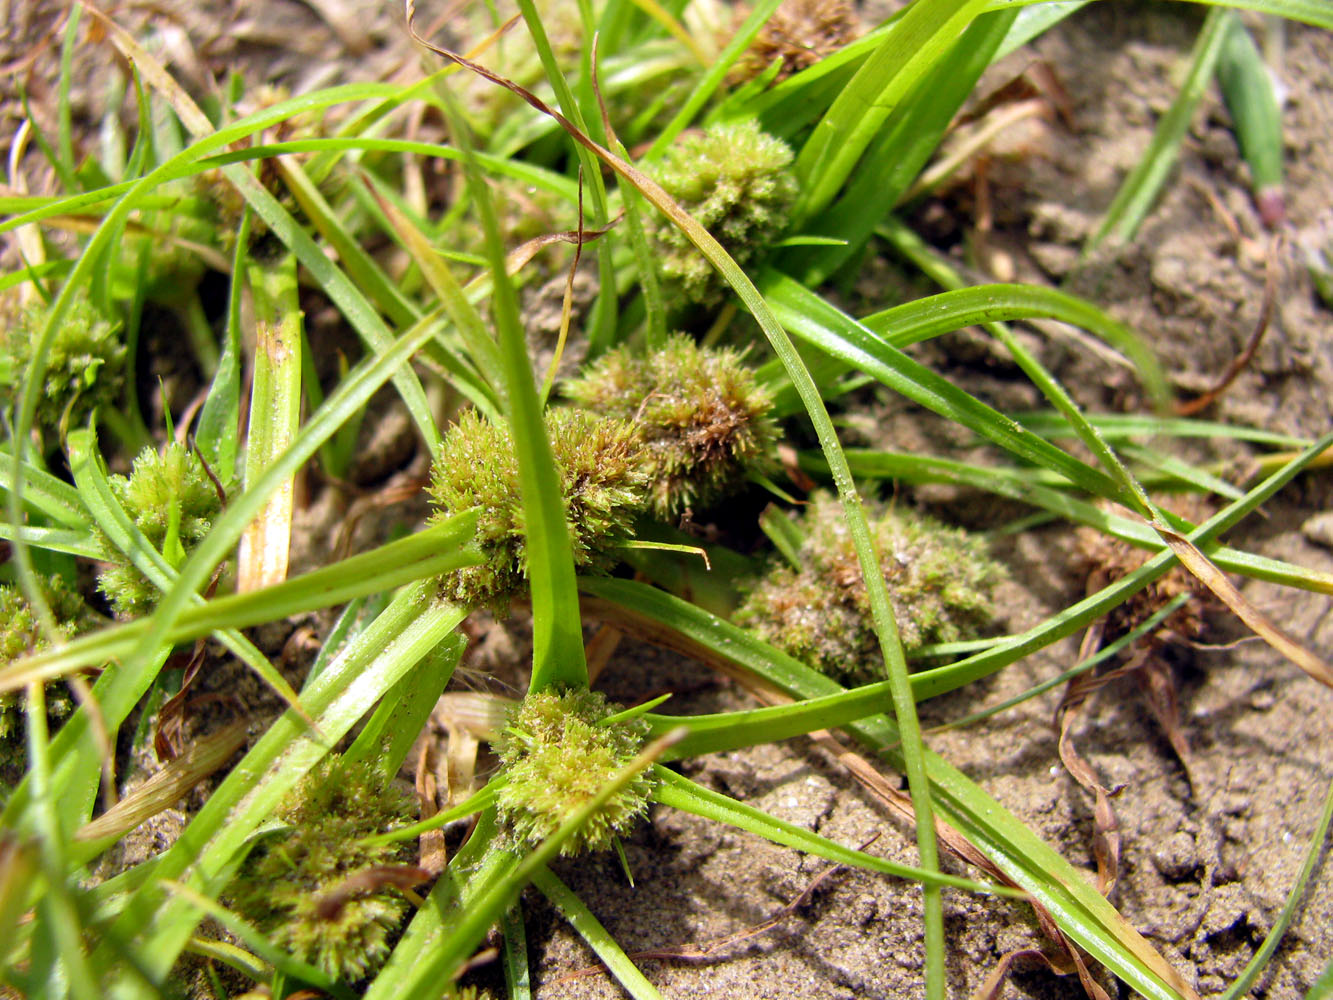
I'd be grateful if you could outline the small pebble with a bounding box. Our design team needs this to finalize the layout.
[1300,511,1333,550]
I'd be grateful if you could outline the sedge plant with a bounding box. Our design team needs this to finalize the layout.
[1,1,1332,999]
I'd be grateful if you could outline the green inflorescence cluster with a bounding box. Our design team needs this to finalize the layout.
[0,295,125,437]
[736,492,1006,684]
[428,408,647,610]
[225,755,418,983]
[649,120,797,306]
[0,576,98,788]
[428,337,780,609]
[97,441,228,618]
[565,333,777,519]
[495,688,653,856]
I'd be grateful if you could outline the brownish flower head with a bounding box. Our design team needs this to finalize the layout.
[730,0,859,85]
[1075,499,1216,645]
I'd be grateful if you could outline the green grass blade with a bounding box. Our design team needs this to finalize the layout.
[653,768,1014,896]
[1220,776,1333,1000]
[786,8,1015,285]
[194,210,249,484]
[0,526,100,559]
[993,0,1333,31]
[240,249,302,590]
[995,0,1091,58]
[365,171,505,402]
[0,137,577,239]
[437,87,589,692]
[643,0,783,159]
[1087,7,1230,251]
[757,504,804,570]
[501,901,533,1000]
[0,452,91,528]
[361,783,501,848]
[55,6,82,184]
[345,631,468,777]
[649,682,902,758]
[1171,0,1333,31]
[863,283,1167,407]
[761,272,1127,499]
[99,584,468,989]
[362,811,516,1000]
[792,0,983,222]
[1117,442,1245,500]
[532,867,663,1000]
[1216,9,1285,224]
[23,675,101,1000]
[274,158,419,330]
[1004,411,1308,448]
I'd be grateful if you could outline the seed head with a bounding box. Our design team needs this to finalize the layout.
[96,442,227,617]
[495,688,653,856]
[0,576,98,780]
[650,121,797,306]
[737,493,1005,683]
[225,756,418,983]
[730,0,859,84]
[0,295,125,438]
[427,408,646,610]
[565,334,776,518]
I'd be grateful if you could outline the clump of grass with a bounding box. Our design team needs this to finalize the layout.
[427,408,646,610]
[736,492,1006,683]
[564,334,777,518]
[494,688,653,856]
[225,755,418,982]
[7,3,1332,997]
[648,120,797,306]
[0,294,125,439]
[96,441,228,617]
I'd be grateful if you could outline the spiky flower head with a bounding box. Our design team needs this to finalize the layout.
[650,120,797,306]
[0,576,97,763]
[97,441,227,618]
[565,334,777,518]
[225,756,417,983]
[427,408,646,610]
[0,295,125,437]
[736,493,1005,684]
[496,688,653,856]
